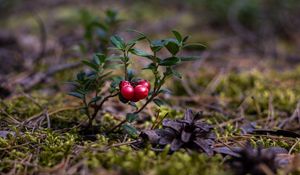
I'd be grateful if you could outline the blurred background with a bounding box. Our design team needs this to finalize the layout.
[1,0,300,98]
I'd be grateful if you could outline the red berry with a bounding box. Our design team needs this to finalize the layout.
[133,85,149,100]
[120,85,134,100]
[119,80,131,89]
[138,80,151,91]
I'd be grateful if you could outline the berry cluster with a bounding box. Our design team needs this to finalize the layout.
[119,80,150,102]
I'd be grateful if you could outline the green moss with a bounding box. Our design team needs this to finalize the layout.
[1,64,300,174]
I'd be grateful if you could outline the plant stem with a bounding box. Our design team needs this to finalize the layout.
[83,95,91,119]
[123,51,129,80]
[107,119,127,133]
[88,93,118,127]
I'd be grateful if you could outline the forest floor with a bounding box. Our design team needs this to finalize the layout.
[1,1,300,175]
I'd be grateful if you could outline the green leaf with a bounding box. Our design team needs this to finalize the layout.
[159,57,180,66]
[183,43,206,51]
[105,55,120,60]
[143,63,156,71]
[99,71,113,79]
[164,67,181,79]
[94,53,106,64]
[127,69,135,81]
[67,81,80,88]
[172,30,182,42]
[158,88,172,94]
[127,42,136,50]
[82,60,98,71]
[182,35,190,43]
[179,56,202,61]
[129,48,152,58]
[134,35,147,42]
[106,9,118,19]
[164,39,180,55]
[122,124,138,137]
[153,98,165,107]
[172,69,182,79]
[110,35,125,50]
[68,92,84,99]
[127,29,148,41]
[126,113,138,123]
[77,72,86,81]
[151,40,164,52]
[110,76,122,88]
[127,35,147,49]
[92,54,101,65]
[128,102,138,109]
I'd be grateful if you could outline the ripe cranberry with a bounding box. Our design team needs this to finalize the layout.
[119,80,131,89]
[133,85,149,100]
[120,85,134,100]
[138,80,151,91]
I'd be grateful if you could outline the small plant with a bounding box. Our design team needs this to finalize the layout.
[79,9,121,53]
[69,29,206,134]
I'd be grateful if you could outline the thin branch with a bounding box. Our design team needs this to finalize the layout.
[89,92,118,126]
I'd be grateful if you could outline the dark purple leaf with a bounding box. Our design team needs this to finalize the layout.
[193,138,214,156]
[181,129,192,143]
[213,147,240,157]
[170,138,184,151]
[140,130,160,145]
[158,128,176,145]
[194,121,212,132]
[184,109,194,123]
[162,119,183,133]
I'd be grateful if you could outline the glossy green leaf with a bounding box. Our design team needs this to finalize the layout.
[164,39,180,55]
[76,72,86,81]
[143,63,156,71]
[94,53,106,64]
[127,35,147,49]
[82,60,98,71]
[172,69,182,79]
[179,56,202,61]
[159,57,180,66]
[129,48,152,58]
[126,113,138,123]
[153,98,165,107]
[183,35,190,43]
[172,30,182,42]
[110,76,122,88]
[158,88,172,94]
[92,54,101,65]
[68,92,84,99]
[183,43,206,51]
[99,71,113,79]
[110,35,125,50]
[127,29,148,41]
[127,69,135,81]
[122,124,138,137]
[128,102,138,109]
[151,40,164,52]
